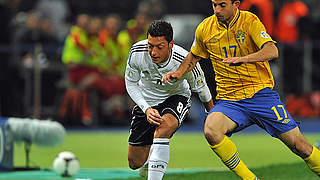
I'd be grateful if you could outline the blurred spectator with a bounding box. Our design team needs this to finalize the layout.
[39,18,58,44]
[38,18,59,61]
[275,0,308,95]
[99,14,132,119]
[15,12,44,67]
[137,0,166,20]
[240,0,274,36]
[87,16,105,68]
[17,12,40,45]
[118,12,150,63]
[61,13,90,67]
[59,13,91,125]
[275,0,308,43]
[35,0,70,41]
[286,91,320,118]
[60,14,126,126]
[98,14,122,75]
[302,0,320,91]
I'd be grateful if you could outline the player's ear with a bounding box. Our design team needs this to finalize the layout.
[234,0,240,8]
[168,40,174,49]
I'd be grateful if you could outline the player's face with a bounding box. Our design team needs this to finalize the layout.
[212,0,240,24]
[147,35,173,64]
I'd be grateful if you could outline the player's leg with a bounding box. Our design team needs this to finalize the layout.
[204,111,257,180]
[131,119,173,178]
[248,88,319,177]
[128,145,151,170]
[154,113,178,138]
[146,113,178,180]
[127,106,156,170]
[147,95,189,180]
[278,127,320,176]
[250,88,320,176]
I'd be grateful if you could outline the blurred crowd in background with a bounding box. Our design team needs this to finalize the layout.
[0,0,319,127]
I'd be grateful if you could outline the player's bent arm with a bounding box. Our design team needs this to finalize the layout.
[126,79,162,125]
[245,42,278,62]
[162,52,201,83]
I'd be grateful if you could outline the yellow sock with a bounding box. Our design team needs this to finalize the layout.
[304,146,320,176]
[209,136,256,180]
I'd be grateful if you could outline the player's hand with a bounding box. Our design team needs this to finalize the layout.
[162,71,182,84]
[222,57,247,66]
[145,107,163,126]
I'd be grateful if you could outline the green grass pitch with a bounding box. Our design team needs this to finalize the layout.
[12,130,320,179]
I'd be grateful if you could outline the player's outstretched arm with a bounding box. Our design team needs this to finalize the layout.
[162,52,201,83]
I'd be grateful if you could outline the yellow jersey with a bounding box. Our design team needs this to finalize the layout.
[191,9,276,101]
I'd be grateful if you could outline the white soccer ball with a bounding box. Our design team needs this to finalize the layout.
[53,151,80,177]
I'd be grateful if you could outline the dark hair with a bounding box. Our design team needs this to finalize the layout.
[147,20,173,43]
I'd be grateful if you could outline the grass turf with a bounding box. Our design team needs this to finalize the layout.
[12,130,320,179]
[127,162,319,180]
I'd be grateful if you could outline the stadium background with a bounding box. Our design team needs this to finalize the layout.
[0,0,319,125]
[0,0,319,179]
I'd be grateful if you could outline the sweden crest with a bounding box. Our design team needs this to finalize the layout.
[236,30,245,44]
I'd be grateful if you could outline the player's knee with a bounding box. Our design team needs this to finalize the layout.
[165,120,177,132]
[155,127,173,138]
[128,157,144,170]
[203,125,222,145]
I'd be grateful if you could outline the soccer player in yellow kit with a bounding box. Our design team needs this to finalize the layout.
[163,0,320,179]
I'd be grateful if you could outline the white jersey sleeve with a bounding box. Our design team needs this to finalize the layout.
[125,41,151,113]
[184,61,212,103]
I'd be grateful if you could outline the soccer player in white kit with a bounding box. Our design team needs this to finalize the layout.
[125,20,214,180]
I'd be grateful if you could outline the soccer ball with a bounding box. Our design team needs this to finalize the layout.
[53,151,80,177]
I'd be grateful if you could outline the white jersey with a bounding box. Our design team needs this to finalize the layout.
[125,39,211,113]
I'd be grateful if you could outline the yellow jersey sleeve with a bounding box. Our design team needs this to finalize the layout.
[248,14,276,49]
[191,19,209,59]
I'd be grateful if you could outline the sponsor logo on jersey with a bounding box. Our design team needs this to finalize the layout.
[236,30,245,44]
[282,119,291,124]
[260,31,270,39]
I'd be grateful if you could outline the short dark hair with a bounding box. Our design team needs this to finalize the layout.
[147,20,173,43]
